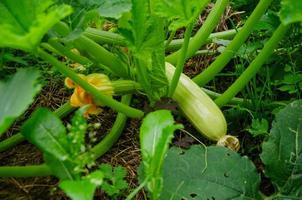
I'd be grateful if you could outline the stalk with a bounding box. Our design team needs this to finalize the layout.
[0,102,74,152]
[166,0,229,64]
[0,164,51,177]
[165,30,177,48]
[48,38,91,65]
[73,36,129,78]
[37,48,144,118]
[0,96,130,177]
[169,23,194,96]
[193,0,274,86]
[202,88,287,108]
[84,27,126,46]
[82,95,130,158]
[112,80,141,94]
[53,22,129,78]
[166,29,239,52]
[215,24,288,107]
[84,26,239,52]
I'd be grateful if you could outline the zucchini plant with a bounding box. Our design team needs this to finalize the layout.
[0,0,301,199]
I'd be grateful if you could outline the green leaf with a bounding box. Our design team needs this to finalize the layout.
[119,0,169,102]
[261,100,302,197]
[98,0,131,19]
[60,180,98,200]
[22,108,69,161]
[280,0,302,25]
[44,153,76,180]
[161,145,260,200]
[140,110,183,199]
[154,0,210,31]
[247,118,269,137]
[0,68,41,135]
[0,0,72,51]
[99,164,128,197]
[59,170,104,200]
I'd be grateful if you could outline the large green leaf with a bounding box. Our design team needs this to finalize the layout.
[0,68,41,135]
[119,0,169,102]
[140,110,183,199]
[98,0,131,19]
[154,0,210,31]
[21,108,69,161]
[261,100,302,197]
[161,145,260,200]
[0,0,72,51]
[280,0,302,25]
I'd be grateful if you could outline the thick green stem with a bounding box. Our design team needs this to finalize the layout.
[0,164,52,177]
[82,95,130,158]
[73,36,129,78]
[0,134,24,152]
[53,22,70,36]
[84,27,126,46]
[112,80,141,94]
[169,23,194,96]
[193,0,273,86]
[166,0,229,65]
[215,24,288,107]
[53,22,129,78]
[38,48,144,118]
[48,39,91,65]
[166,29,239,52]
[202,88,287,108]
[84,26,239,52]
[0,102,74,152]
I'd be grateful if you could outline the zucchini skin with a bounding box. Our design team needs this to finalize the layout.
[165,62,227,141]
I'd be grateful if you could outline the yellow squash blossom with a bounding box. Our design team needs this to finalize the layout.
[65,74,114,117]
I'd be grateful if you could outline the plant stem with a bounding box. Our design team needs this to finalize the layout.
[169,23,194,96]
[112,80,142,94]
[125,178,149,200]
[215,24,288,107]
[82,95,130,159]
[52,22,129,78]
[84,26,239,52]
[84,27,126,46]
[0,134,24,152]
[48,38,91,65]
[166,0,229,65]
[193,0,273,86]
[53,22,70,36]
[166,28,240,52]
[165,30,177,49]
[0,164,51,177]
[37,48,144,118]
[0,102,74,152]
[73,36,129,78]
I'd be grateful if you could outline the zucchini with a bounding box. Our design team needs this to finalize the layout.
[166,63,239,151]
